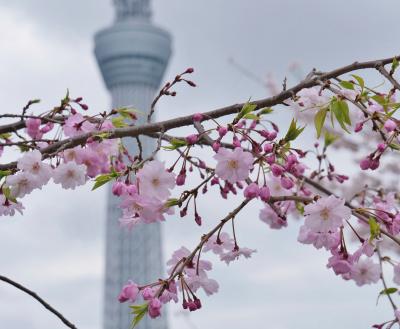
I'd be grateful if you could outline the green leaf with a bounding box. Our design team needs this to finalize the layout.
[295,201,304,215]
[284,119,305,142]
[258,107,274,115]
[92,173,118,191]
[389,143,400,151]
[339,81,355,90]
[235,102,257,121]
[162,138,187,151]
[329,98,351,132]
[165,198,180,207]
[130,303,149,328]
[2,186,17,203]
[324,131,338,148]
[377,287,398,305]
[112,116,128,128]
[369,217,381,241]
[371,95,387,106]
[314,108,328,138]
[243,113,259,120]
[391,58,399,74]
[0,170,12,180]
[117,107,138,120]
[0,133,12,140]
[351,74,365,90]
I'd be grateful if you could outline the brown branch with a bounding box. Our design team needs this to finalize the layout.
[0,275,78,329]
[0,55,399,171]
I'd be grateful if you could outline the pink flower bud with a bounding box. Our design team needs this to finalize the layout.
[186,134,198,144]
[212,141,220,152]
[266,131,277,141]
[271,164,284,177]
[118,281,139,303]
[112,181,127,196]
[232,137,241,147]
[188,301,198,312]
[176,172,186,186]
[217,126,228,138]
[193,113,203,122]
[384,119,397,132]
[259,186,270,202]
[266,154,275,165]
[142,287,155,300]
[377,143,386,152]
[369,158,380,170]
[244,182,260,199]
[354,122,363,133]
[148,298,162,318]
[280,176,294,190]
[359,157,371,170]
[211,177,219,185]
[263,143,273,153]
[195,213,202,226]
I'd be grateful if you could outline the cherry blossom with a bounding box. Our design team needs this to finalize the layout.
[350,258,380,286]
[52,161,87,190]
[303,195,351,233]
[214,147,253,183]
[136,160,175,200]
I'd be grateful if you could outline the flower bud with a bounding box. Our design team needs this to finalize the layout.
[193,113,203,122]
[244,183,260,199]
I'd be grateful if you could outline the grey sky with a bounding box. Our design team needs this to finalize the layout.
[0,1,398,329]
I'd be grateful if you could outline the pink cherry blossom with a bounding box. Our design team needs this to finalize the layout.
[259,204,287,230]
[25,118,43,139]
[298,225,340,250]
[17,150,52,185]
[136,160,175,200]
[220,247,256,265]
[203,232,235,255]
[350,257,380,286]
[214,147,253,183]
[53,161,87,190]
[120,194,167,224]
[6,172,39,198]
[303,195,351,233]
[63,113,95,137]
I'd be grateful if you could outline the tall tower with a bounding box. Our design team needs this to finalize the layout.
[94,1,172,329]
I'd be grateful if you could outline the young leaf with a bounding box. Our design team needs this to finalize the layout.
[235,102,257,121]
[258,107,274,115]
[112,116,128,128]
[130,303,149,328]
[391,57,399,74]
[92,173,118,191]
[330,98,351,132]
[324,131,338,148]
[376,287,398,305]
[351,74,365,90]
[162,138,187,151]
[339,80,355,90]
[368,217,380,241]
[284,119,305,142]
[314,108,328,138]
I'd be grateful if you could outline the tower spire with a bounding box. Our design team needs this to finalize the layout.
[113,0,152,21]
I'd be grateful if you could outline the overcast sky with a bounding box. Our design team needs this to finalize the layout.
[0,1,399,329]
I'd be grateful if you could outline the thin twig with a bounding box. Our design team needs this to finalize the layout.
[0,275,78,329]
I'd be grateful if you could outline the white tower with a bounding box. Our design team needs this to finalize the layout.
[94,1,172,328]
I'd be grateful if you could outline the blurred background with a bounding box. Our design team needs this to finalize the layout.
[0,1,398,328]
